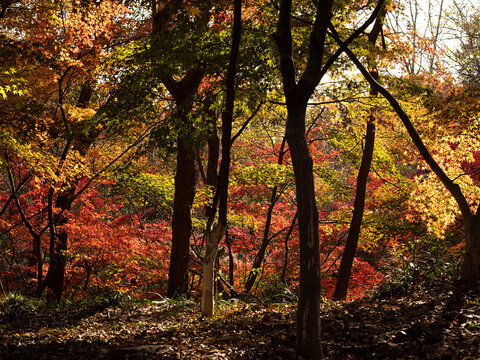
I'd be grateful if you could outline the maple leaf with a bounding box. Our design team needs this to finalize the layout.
[188,7,202,17]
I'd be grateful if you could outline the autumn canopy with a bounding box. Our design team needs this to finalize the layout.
[1,0,480,358]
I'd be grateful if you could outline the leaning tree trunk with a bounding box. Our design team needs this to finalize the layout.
[287,104,323,358]
[332,119,375,300]
[330,25,480,288]
[332,7,383,301]
[244,137,287,294]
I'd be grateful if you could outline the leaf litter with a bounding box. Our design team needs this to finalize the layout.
[1,281,480,359]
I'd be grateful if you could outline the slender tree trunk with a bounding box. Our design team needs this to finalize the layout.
[332,119,375,300]
[205,114,219,217]
[225,227,235,287]
[330,24,480,288]
[39,83,95,300]
[244,137,287,293]
[167,137,196,298]
[281,212,297,285]
[201,0,242,316]
[332,9,384,300]
[6,165,44,292]
[201,224,226,314]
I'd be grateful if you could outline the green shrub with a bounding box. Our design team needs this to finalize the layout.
[0,292,42,322]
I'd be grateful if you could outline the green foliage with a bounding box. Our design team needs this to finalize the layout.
[255,275,297,303]
[376,231,462,298]
[0,292,43,322]
[231,163,293,190]
[112,169,174,218]
[150,294,196,312]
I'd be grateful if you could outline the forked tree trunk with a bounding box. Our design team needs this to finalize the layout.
[153,3,207,299]
[275,0,385,355]
[38,83,95,300]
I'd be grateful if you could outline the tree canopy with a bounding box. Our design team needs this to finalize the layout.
[1,0,480,359]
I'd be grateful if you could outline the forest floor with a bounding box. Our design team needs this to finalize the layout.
[1,281,480,359]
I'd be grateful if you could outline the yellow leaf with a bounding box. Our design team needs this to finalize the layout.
[189,7,202,17]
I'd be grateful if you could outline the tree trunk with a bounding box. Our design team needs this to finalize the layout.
[332,119,375,300]
[225,227,235,287]
[167,137,196,298]
[244,137,287,293]
[461,213,480,287]
[281,212,297,285]
[332,10,383,300]
[200,0,242,316]
[330,25,480,288]
[152,4,207,299]
[201,224,226,315]
[40,83,95,300]
[38,182,77,300]
[287,105,323,359]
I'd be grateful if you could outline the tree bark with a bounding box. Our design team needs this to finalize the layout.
[332,119,375,300]
[201,224,226,315]
[167,136,197,297]
[200,0,242,316]
[38,83,95,300]
[287,104,323,358]
[329,24,480,288]
[461,212,480,287]
[332,11,383,300]
[243,137,287,293]
[274,0,334,356]
[152,4,208,299]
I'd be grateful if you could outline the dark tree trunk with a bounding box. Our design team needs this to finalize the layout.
[274,0,335,355]
[332,119,375,300]
[45,195,72,300]
[225,227,235,287]
[39,84,95,300]
[152,3,207,298]
[461,213,480,287]
[167,137,196,298]
[244,136,287,293]
[206,115,219,189]
[330,25,480,288]
[287,104,323,358]
[274,0,384,354]
[205,113,219,217]
[281,212,298,285]
[333,11,383,301]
